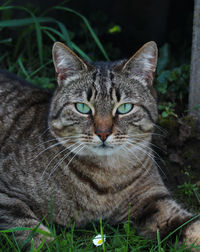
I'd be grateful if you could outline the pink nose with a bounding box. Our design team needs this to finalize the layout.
[95,129,111,142]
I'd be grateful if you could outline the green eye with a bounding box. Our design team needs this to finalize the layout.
[117,103,133,114]
[76,103,91,114]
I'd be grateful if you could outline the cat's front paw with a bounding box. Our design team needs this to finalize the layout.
[31,224,54,248]
[20,223,54,251]
[184,220,200,251]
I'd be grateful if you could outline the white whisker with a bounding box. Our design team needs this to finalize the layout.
[123,145,153,178]
[64,145,85,171]
[128,138,164,157]
[31,138,58,152]
[153,123,168,135]
[36,127,50,139]
[47,143,84,179]
[31,139,72,161]
[31,135,79,152]
[42,142,78,177]
[127,140,166,178]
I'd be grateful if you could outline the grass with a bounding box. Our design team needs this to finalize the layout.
[0,214,200,251]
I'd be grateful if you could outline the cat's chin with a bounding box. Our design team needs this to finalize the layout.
[85,145,122,157]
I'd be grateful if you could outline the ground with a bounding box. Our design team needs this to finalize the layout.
[154,115,200,211]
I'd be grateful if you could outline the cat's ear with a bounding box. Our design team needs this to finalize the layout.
[116,41,158,86]
[52,42,90,85]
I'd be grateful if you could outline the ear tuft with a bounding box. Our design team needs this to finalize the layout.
[121,41,158,86]
[52,42,89,84]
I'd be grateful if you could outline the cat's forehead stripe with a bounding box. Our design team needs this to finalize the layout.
[92,68,113,99]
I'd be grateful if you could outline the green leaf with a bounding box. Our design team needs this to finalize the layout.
[156,70,171,94]
[192,104,200,110]
[158,105,165,110]
[108,25,121,34]
[161,111,169,118]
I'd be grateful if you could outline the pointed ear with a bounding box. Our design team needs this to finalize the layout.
[52,42,90,85]
[116,41,158,86]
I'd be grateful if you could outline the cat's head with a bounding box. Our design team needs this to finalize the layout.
[49,41,158,157]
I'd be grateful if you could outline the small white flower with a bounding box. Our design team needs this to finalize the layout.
[93,234,106,246]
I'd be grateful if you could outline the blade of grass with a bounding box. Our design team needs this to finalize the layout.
[41,26,92,61]
[0,16,56,27]
[0,6,44,64]
[56,21,72,49]
[0,38,12,44]
[34,16,43,65]
[71,42,92,62]
[0,6,94,62]
[29,60,53,78]
[0,52,9,63]
[193,188,200,204]
[100,219,106,252]
[1,0,12,7]
[50,194,53,231]
[41,26,64,38]
[70,223,75,249]
[0,6,73,54]
[54,6,110,60]
[14,25,34,58]
[43,30,57,42]
[41,24,72,49]
[156,229,164,252]
[20,7,43,65]
[11,232,21,251]
[0,227,32,233]
[1,233,16,250]
[17,58,30,79]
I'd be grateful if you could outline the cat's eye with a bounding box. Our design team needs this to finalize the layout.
[76,103,91,114]
[117,103,133,114]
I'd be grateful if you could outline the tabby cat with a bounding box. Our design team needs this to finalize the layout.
[0,41,199,250]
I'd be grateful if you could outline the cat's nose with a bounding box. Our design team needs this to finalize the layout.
[95,129,112,142]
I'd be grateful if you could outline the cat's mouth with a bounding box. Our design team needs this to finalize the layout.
[88,142,118,156]
[95,142,113,149]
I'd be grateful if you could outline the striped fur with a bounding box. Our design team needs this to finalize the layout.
[0,42,199,250]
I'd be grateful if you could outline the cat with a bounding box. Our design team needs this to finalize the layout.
[0,41,199,250]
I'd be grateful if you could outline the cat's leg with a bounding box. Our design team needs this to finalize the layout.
[136,197,200,250]
[184,220,200,249]
[0,193,53,248]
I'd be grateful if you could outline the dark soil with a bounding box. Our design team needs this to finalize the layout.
[153,115,200,211]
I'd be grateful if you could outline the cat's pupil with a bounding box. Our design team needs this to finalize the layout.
[115,88,121,102]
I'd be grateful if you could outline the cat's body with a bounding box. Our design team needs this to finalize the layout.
[0,42,199,250]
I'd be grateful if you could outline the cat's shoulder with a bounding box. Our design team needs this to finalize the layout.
[0,69,52,106]
[0,69,50,92]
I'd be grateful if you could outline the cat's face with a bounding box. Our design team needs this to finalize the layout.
[49,42,158,157]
